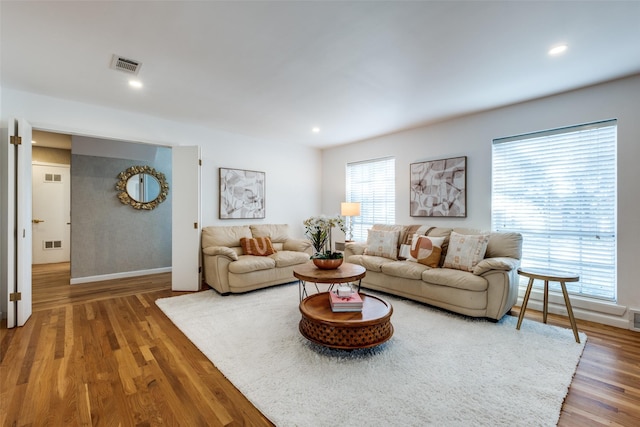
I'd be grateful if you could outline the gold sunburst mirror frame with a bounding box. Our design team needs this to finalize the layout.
[116,165,169,210]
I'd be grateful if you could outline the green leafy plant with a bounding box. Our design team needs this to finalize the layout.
[303,215,346,259]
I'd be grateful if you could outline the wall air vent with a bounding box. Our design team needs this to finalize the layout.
[43,240,63,250]
[631,310,640,332]
[110,54,142,75]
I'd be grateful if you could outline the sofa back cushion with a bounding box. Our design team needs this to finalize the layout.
[486,232,523,259]
[202,225,252,248]
[250,224,290,243]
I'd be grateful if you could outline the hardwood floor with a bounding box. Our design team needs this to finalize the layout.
[1,263,639,426]
[1,263,273,427]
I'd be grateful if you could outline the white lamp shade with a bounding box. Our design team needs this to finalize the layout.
[341,202,361,216]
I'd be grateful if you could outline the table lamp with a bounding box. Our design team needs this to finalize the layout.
[340,202,361,241]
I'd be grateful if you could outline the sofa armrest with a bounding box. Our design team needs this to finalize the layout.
[283,239,313,254]
[344,242,367,257]
[202,246,239,261]
[473,257,519,276]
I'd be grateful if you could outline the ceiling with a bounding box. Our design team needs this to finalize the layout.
[2,1,640,149]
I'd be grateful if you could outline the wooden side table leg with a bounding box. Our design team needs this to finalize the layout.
[516,277,535,330]
[543,280,549,324]
[559,281,581,343]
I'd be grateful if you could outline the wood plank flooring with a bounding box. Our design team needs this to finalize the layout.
[1,262,639,426]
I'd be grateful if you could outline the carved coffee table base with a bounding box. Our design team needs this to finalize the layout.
[298,292,393,350]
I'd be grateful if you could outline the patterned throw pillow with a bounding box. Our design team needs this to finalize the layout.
[443,232,490,272]
[240,237,276,256]
[406,235,445,268]
[364,229,400,260]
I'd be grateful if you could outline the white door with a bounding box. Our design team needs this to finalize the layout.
[4,118,33,328]
[172,146,201,291]
[32,163,71,264]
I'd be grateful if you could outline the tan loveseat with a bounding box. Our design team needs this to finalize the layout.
[201,224,312,294]
[344,224,522,321]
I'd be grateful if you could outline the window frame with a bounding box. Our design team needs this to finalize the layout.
[346,157,396,242]
[491,119,617,301]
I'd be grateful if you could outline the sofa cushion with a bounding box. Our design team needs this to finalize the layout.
[443,231,490,272]
[486,232,523,259]
[240,237,276,256]
[381,260,431,280]
[283,239,312,253]
[421,268,488,292]
[407,235,445,267]
[228,255,276,274]
[364,229,400,260]
[250,224,290,243]
[348,254,395,272]
[271,251,310,268]
[202,225,252,248]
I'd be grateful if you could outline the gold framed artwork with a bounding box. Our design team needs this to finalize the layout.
[219,167,266,219]
[410,156,467,217]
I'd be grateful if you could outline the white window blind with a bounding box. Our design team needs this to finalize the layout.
[492,119,617,301]
[346,157,395,241]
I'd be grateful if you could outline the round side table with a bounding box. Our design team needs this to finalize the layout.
[516,267,581,343]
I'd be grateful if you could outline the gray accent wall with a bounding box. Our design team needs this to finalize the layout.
[70,147,171,279]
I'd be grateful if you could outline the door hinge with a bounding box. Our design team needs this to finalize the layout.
[199,159,202,166]
[10,292,22,302]
[194,222,198,229]
[198,266,202,273]
[10,135,22,145]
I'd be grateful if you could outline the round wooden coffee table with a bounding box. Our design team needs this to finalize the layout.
[293,261,366,301]
[299,292,393,350]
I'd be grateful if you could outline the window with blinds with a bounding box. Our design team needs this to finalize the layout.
[492,119,617,300]
[346,157,395,241]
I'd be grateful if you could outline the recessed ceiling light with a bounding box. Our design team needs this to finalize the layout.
[311,127,320,133]
[129,80,143,89]
[548,44,568,56]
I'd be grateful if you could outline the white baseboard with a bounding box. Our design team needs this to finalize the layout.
[517,288,630,330]
[70,267,171,285]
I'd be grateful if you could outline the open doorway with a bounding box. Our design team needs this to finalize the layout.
[31,131,72,290]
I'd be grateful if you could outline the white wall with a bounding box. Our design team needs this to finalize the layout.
[1,88,322,238]
[322,74,640,329]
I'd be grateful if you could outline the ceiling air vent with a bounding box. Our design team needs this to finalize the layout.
[110,54,142,75]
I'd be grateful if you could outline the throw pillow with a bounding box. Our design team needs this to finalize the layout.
[364,229,400,260]
[407,235,445,268]
[240,237,276,256]
[443,231,490,272]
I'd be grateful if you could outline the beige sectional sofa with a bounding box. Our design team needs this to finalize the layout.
[344,224,523,321]
[201,224,312,294]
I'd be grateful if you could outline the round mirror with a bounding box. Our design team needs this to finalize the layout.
[116,165,169,210]
[126,173,161,203]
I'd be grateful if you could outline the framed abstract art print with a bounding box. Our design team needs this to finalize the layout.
[410,156,466,217]
[219,167,265,219]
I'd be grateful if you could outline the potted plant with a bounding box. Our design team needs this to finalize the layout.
[303,214,346,269]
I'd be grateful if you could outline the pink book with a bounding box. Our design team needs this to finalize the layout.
[329,291,363,305]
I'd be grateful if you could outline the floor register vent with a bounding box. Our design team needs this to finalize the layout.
[110,54,142,75]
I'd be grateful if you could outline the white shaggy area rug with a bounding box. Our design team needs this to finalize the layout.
[156,284,586,426]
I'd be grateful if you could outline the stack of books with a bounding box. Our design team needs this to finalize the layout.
[329,291,363,312]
